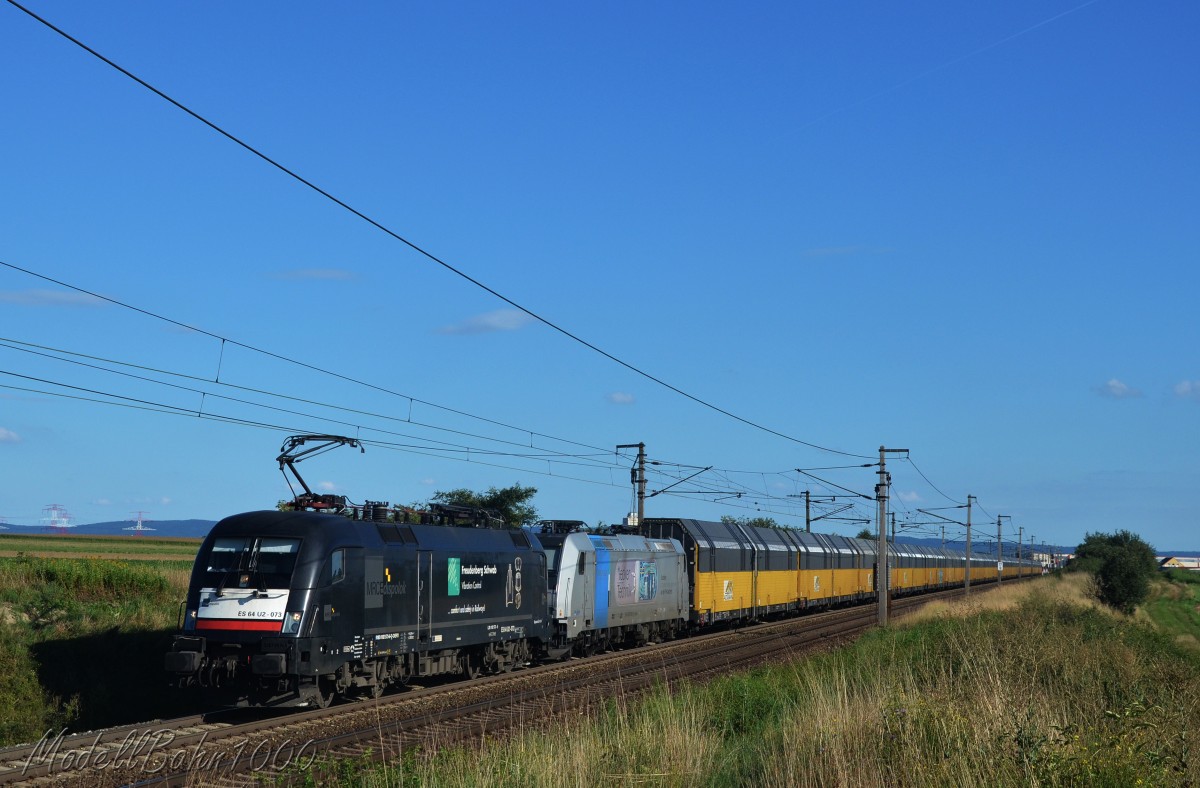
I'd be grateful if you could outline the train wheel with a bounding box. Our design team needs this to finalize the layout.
[313,676,336,709]
[463,649,482,680]
[400,656,414,686]
[509,638,531,670]
[500,639,524,672]
[482,642,501,674]
[366,662,386,699]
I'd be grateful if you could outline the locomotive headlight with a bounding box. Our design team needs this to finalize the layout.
[281,610,304,634]
[183,609,198,631]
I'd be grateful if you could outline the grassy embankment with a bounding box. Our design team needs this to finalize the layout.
[320,573,1200,788]
[1140,568,1200,653]
[0,536,200,746]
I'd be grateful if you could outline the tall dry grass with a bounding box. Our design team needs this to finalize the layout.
[900,572,1103,624]
[361,575,1200,787]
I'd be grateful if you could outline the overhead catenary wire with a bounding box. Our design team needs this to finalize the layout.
[0,334,832,516]
[611,458,877,528]
[644,464,861,514]
[0,367,632,474]
[0,364,829,520]
[794,469,872,500]
[0,336,629,468]
[640,468,793,510]
[903,455,963,505]
[0,378,629,491]
[0,274,621,459]
[2,0,871,460]
[973,498,996,521]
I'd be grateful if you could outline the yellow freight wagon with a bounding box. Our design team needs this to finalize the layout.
[641,517,1032,628]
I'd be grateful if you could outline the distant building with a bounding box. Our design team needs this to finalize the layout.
[1159,556,1200,571]
[1030,550,1066,570]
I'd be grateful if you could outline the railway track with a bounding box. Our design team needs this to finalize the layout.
[0,580,1021,786]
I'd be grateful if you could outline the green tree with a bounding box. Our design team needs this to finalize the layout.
[721,515,780,529]
[1070,530,1158,614]
[855,528,875,540]
[1070,530,1158,575]
[429,484,539,528]
[1096,549,1153,614]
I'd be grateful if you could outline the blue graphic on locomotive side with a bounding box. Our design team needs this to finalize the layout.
[593,543,610,628]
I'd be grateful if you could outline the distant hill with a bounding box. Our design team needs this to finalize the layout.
[893,535,1200,559]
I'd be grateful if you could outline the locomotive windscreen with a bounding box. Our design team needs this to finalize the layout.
[203,537,301,589]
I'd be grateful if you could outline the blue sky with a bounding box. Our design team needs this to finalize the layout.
[1,1,1196,552]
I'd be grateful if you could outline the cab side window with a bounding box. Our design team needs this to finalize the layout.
[330,548,345,584]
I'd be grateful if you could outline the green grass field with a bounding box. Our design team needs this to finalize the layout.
[0,545,200,745]
[1141,568,1200,653]
[0,532,200,559]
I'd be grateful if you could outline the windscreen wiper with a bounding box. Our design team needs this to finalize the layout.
[214,543,250,597]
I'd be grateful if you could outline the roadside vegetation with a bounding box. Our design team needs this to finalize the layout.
[0,552,196,745]
[314,570,1200,787]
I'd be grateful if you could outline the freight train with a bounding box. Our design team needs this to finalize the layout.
[165,505,1036,708]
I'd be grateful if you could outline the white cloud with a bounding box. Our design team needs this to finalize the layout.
[437,309,535,335]
[0,427,20,443]
[317,481,338,492]
[1175,381,1200,402]
[271,268,357,281]
[0,289,104,307]
[94,498,111,506]
[159,497,172,506]
[897,490,922,504]
[420,478,436,486]
[606,392,635,405]
[1094,378,1142,399]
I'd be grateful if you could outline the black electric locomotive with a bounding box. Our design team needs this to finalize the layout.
[165,507,549,707]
